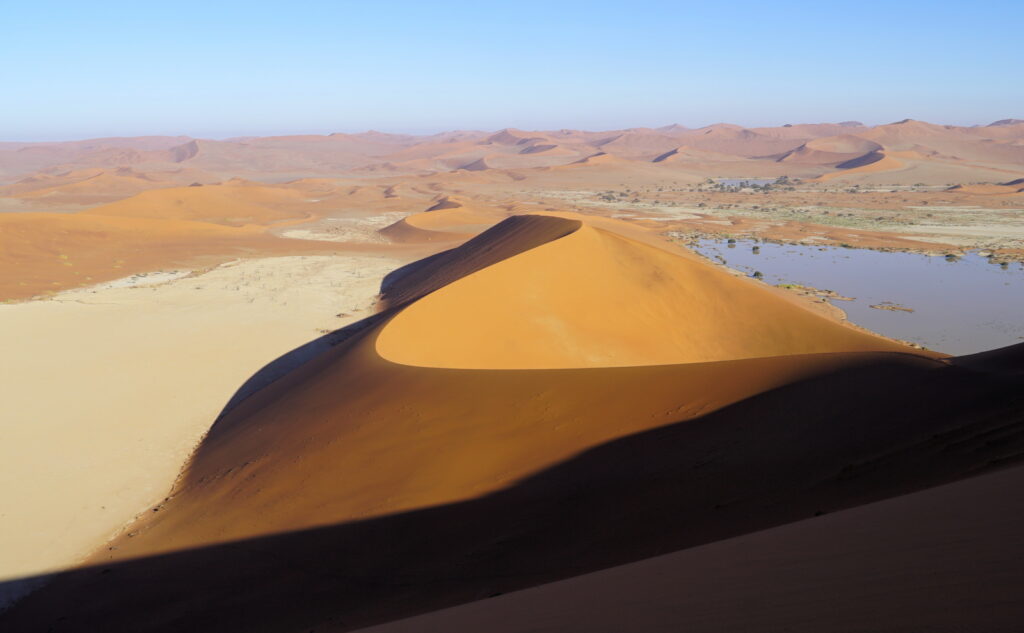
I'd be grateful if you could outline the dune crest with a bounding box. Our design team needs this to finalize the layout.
[377,215,914,369]
[84,182,313,226]
[379,196,508,243]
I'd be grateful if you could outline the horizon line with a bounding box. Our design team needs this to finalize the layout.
[4,117,1023,145]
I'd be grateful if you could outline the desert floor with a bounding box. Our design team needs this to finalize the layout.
[0,254,400,588]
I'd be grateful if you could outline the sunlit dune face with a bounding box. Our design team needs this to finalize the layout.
[375,216,910,369]
[83,183,313,227]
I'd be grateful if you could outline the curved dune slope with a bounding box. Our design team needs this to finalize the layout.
[777,135,883,165]
[84,182,312,226]
[378,216,912,369]
[0,180,339,301]
[380,214,580,306]
[816,150,904,181]
[379,196,507,244]
[0,212,320,301]
[563,151,628,166]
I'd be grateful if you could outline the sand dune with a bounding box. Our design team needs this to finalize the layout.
[651,145,746,163]
[565,151,623,166]
[485,129,550,146]
[668,125,808,157]
[947,181,1024,194]
[0,178,392,300]
[379,196,506,243]
[815,150,904,181]
[592,130,684,159]
[377,215,913,369]
[83,182,315,226]
[0,212,317,301]
[1,211,1021,632]
[777,135,883,165]
[457,157,491,171]
[859,119,974,148]
[0,167,157,198]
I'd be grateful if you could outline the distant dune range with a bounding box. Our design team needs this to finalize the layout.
[3,119,1024,188]
[3,118,1022,301]
[3,214,1021,632]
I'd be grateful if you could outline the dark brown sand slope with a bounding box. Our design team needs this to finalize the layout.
[360,462,1024,633]
[2,348,1021,633]
[2,217,1022,632]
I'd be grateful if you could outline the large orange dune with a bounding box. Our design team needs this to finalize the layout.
[82,181,317,226]
[377,215,913,368]
[3,214,1021,632]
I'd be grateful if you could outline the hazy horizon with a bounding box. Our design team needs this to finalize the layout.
[4,0,1021,141]
[5,116,1024,145]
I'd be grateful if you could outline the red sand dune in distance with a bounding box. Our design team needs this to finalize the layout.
[4,119,1023,185]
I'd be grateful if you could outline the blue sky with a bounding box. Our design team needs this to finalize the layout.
[2,0,1021,140]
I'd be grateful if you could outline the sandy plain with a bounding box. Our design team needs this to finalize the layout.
[0,254,399,592]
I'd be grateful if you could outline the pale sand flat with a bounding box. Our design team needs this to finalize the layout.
[0,254,399,585]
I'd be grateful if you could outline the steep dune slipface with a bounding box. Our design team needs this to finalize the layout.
[381,215,580,304]
[563,151,628,166]
[777,135,883,165]
[815,151,905,181]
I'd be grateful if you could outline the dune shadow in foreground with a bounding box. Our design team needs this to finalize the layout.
[1,352,1023,632]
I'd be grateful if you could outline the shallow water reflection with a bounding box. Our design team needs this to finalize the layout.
[693,240,1024,355]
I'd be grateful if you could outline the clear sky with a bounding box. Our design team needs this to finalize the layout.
[2,0,1021,140]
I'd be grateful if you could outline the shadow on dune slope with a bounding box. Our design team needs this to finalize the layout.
[359,460,1024,633]
[2,347,1022,632]
[4,214,1021,631]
